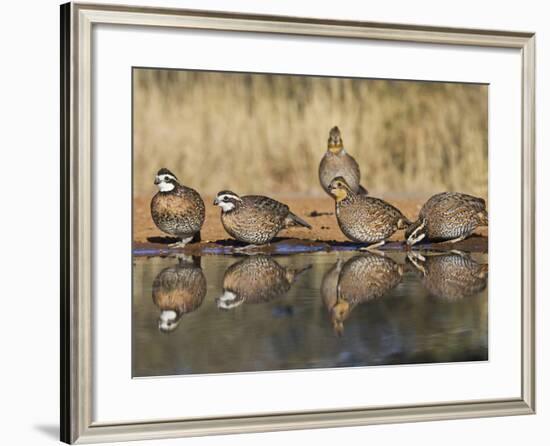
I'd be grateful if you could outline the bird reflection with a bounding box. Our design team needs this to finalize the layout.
[406,251,488,300]
[325,253,404,336]
[152,255,206,333]
[216,255,311,310]
[320,258,344,312]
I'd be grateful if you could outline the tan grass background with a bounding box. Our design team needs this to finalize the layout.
[133,69,488,199]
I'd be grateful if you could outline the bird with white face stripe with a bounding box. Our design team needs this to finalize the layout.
[406,251,488,301]
[216,255,311,310]
[152,255,206,333]
[405,192,488,246]
[150,168,205,248]
[213,190,311,247]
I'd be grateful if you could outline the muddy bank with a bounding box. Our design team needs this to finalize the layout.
[133,195,488,255]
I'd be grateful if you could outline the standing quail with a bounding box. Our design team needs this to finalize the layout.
[328,176,410,250]
[319,126,368,196]
[150,168,205,248]
[213,190,311,246]
[406,192,488,246]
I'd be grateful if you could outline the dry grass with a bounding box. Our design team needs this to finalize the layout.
[133,69,487,199]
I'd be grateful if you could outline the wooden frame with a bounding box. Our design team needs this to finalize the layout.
[60,2,536,443]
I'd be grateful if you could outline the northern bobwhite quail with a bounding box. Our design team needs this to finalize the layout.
[319,126,368,196]
[150,168,205,248]
[406,192,488,246]
[328,176,410,250]
[213,190,311,246]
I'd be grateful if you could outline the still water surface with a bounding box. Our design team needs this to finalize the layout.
[133,251,488,377]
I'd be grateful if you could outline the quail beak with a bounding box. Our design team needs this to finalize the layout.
[213,197,220,205]
[154,177,161,185]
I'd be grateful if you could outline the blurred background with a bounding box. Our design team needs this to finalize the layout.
[133,68,487,199]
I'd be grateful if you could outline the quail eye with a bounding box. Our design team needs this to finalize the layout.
[223,197,229,202]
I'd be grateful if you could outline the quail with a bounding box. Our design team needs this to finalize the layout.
[405,192,488,246]
[151,256,207,332]
[216,255,311,310]
[406,251,488,300]
[213,190,311,246]
[150,168,205,248]
[330,253,403,336]
[328,176,410,250]
[319,126,368,196]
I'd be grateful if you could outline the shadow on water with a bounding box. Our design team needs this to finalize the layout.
[146,235,180,245]
[132,250,488,377]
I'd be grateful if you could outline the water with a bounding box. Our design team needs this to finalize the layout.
[132,251,488,377]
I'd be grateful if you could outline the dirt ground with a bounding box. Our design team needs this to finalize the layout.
[133,195,488,254]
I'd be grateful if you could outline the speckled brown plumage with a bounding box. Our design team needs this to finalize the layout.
[337,253,403,304]
[330,253,403,335]
[214,191,311,245]
[216,255,310,309]
[405,192,488,245]
[406,251,488,300]
[319,126,367,196]
[328,177,410,244]
[151,170,205,243]
[152,257,206,331]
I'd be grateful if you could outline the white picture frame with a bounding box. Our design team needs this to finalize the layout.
[60,2,535,443]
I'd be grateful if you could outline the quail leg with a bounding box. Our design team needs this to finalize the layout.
[407,232,426,246]
[169,235,194,248]
[407,251,426,262]
[406,219,427,246]
[359,240,385,255]
[234,244,262,254]
[449,249,468,257]
[406,252,427,275]
[445,234,467,244]
[427,249,467,258]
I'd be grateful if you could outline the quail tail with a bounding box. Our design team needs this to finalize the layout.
[478,263,489,278]
[285,212,312,229]
[477,209,489,226]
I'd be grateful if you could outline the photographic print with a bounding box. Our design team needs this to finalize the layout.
[132,68,488,377]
